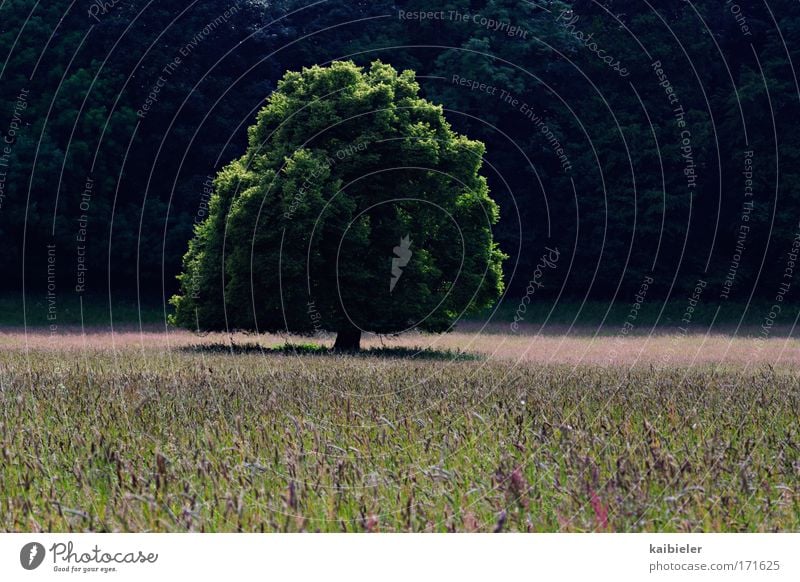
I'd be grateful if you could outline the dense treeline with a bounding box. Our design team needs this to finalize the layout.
[1,0,799,311]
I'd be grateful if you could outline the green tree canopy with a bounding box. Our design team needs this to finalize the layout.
[170,60,505,349]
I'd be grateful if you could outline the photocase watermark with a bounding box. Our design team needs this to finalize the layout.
[398,10,529,39]
[306,299,332,339]
[19,541,159,574]
[450,75,572,173]
[87,0,124,22]
[606,274,654,364]
[720,150,755,300]
[137,4,240,119]
[556,9,629,78]
[752,220,800,351]
[20,542,46,570]
[184,177,216,300]
[652,60,697,192]
[727,0,753,37]
[510,246,560,332]
[46,243,57,339]
[390,235,413,293]
[195,175,214,225]
[0,87,29,212]
[284,141,369,220]
[75,176,94,294]
[178,4,241,60]
[138,74,170,120]
[678,279,707,334]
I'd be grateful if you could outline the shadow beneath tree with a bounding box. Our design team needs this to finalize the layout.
[179,342,482,361]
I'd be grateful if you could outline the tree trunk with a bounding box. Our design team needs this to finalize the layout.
[333,326,361,352]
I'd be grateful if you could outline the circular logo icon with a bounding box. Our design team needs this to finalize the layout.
[19,542,46,570]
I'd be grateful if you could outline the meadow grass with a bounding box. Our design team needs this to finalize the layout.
[0,336,798,532]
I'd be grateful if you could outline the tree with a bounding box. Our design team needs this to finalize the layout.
[170,60,506,350]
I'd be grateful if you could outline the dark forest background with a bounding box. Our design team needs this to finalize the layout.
[2,0,799,322]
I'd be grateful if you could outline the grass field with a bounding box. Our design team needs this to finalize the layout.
[1,325,798,532]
